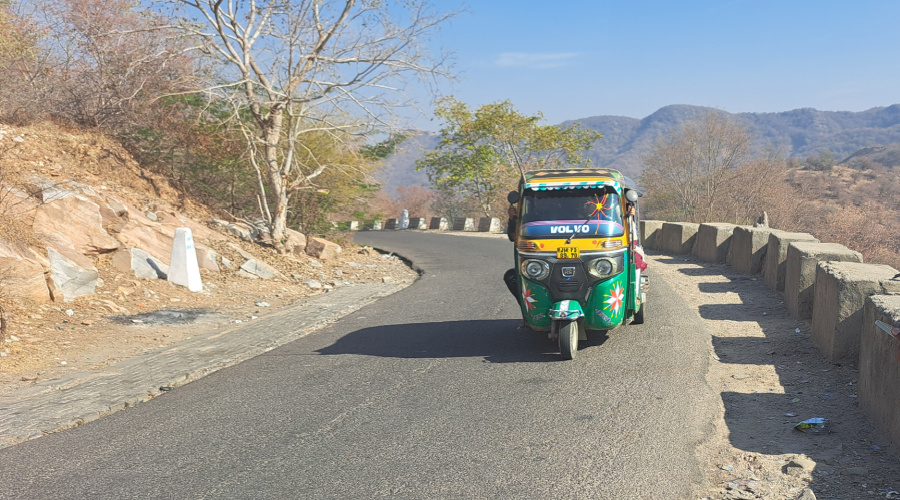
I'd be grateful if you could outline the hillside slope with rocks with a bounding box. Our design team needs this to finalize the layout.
[0,122,417,395]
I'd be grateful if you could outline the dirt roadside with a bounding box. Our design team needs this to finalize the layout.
[645,253,900,500]
[0,240,419,397]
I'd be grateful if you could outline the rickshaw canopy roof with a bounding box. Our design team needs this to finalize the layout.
[522,169,638,194]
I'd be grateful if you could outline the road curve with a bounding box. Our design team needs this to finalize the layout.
[0,231,717,499]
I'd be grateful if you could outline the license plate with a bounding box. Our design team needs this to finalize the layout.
[557,247,579,259]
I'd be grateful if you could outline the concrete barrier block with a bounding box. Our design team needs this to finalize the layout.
[641,220,664,250]
[661,222,699,254]
[452,217,475,231]
[726,226,771,274]
[383,218,398,230]
[763,231,818,291]
[478,217,502,232]
[429,217,448,230]
[784,242,863,319]
[693,223,737,263]
[348,221,359,231]
[811,261,900,363]
[408,217,428,230]
[859,295,900,447]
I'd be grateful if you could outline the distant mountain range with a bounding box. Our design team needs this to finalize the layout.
[379,104,900,192]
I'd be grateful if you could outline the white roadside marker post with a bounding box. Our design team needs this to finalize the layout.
[168,227,203,292]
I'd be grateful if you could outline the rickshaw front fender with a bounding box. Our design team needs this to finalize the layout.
[549,300,585,320]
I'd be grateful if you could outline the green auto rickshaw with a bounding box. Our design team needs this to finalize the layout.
[506,169,648,360]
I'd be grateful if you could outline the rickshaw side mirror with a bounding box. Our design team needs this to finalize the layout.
[625,189,639,203]
[507,190,520,204]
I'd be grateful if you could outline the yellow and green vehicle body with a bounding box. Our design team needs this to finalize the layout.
[512,169,645,332]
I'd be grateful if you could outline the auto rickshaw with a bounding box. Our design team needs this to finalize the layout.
[507,169,648,360]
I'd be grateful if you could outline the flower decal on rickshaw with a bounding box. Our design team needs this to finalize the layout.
[584,193,611,235]
[604,284,624,316]
[522,283,537,312]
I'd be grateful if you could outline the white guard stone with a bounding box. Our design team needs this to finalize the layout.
[168,227,203,292]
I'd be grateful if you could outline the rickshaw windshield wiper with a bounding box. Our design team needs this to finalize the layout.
[565,215,595,245]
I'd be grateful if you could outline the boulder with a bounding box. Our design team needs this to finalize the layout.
[112,247,169,279]
[195,243,220,272]
[0,239,50,303]
[116,222,174,266]
[46,246,99,302]
[32,194,120,255]
[221,221,258,242]
[306,237,342,260]
[24,176,73,203]
[0,183,39,223]
[239,259,279,279]
[285,228,307,254]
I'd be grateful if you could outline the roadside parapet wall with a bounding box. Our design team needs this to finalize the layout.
[784,242,862,319]
[693,223,737,263]
[727,226,770,274]
[641,220,664,250]
[811,261,900,364]
[661,222,699,254]
[429,217,449,231]
[478,217,502,233]
[452,217,476,232]
[763,231,819,292]
[859,295,900,447]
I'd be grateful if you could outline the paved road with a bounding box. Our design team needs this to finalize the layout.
[0,231,716,499]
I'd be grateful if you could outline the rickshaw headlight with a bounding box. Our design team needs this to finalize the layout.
[521,259,550,280]
[587,258,615,277]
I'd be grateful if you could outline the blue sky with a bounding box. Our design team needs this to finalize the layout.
[418,0,900,127]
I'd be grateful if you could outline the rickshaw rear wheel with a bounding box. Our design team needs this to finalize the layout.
[558,320,578,360]
[632,303,645,325]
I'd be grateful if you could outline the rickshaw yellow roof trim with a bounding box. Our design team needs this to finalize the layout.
[524,179,622,192]
[523,169,627,192]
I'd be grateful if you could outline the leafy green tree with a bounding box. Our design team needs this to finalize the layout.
[416,97,601,217]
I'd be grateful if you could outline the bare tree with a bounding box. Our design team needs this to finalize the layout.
[641,112,751,223]
[1,0,195,129]
[158,0,455,249]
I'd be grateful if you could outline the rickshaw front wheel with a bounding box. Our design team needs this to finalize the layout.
[558,320,578,360]
[632,303,645,325]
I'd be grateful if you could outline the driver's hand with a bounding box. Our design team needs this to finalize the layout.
[508,206,517,217]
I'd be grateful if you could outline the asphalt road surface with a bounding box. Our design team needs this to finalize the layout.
[0,231,717,499]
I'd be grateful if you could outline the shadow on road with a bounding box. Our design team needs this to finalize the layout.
[316,319,609,363]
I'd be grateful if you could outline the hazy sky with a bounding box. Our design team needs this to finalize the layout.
[419,0,900,127]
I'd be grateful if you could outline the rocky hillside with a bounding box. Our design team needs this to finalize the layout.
[0,122,407,329]
[0,122,418,390]
[0,122,323,307]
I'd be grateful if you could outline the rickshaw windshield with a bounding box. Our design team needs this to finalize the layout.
[519,187,625,239]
